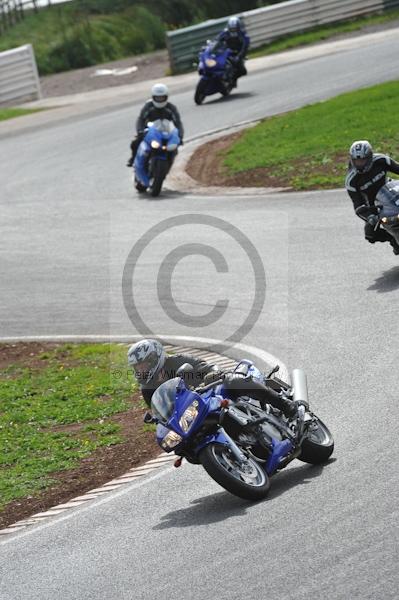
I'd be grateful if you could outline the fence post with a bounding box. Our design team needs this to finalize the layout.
[27,43,42,99]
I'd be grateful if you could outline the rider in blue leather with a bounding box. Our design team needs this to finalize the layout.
[217,16,250,82]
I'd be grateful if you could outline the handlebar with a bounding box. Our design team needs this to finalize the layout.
[194,378,225,394]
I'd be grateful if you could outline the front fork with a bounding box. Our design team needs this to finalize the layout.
[196,426,248,464]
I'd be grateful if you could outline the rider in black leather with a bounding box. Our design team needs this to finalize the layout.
[345,140,399,252]
[127,339,297,418]
[222,371,297,417]
[126,83,184,167]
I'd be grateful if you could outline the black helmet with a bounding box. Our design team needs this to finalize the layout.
[349,140,373,173]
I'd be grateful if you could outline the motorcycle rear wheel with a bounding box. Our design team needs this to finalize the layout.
[299,417,334,464]
[200,443,270,501]
[221,83,233,97]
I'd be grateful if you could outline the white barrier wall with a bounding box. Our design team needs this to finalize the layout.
[0,44,42,105]
[243,0,387,46]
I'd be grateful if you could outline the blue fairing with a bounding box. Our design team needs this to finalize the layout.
[154,381,222,451]
[134,141,151,187]
[153,374,293,473]
[197,40,233,96]
[266,439,293,475]
[195,428,235,453]
[134,120,180,187]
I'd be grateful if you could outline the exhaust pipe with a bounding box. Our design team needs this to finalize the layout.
[292,369,309,404]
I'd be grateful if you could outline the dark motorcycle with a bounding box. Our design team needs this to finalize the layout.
[194,39,236,105]
[150,360,334,501]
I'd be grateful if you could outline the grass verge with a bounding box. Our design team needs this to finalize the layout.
[220,80,399,190]
[0,108,42,122]
[0,343,143,510]
[249,10,399,59]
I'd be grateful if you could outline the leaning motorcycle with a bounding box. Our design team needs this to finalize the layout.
[371,180,399,254]
[194,39,236,105]
[150,360,334,501]
[133,119,180,197]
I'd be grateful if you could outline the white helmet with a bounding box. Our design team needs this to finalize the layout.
[151,83,168,108]
[127,339,166,384]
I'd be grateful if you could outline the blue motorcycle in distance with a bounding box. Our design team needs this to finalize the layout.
[195,39,236,105]
[150,360,334,500]
[134,119,180,197]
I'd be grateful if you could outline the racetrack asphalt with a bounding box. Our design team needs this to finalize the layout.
[0,29,398,600]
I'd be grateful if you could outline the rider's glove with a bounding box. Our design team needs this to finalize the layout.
[367,215,379,227]
[202,369,223,385]
[143,411,157,424]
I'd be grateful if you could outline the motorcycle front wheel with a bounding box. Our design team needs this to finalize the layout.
[299,416,334,464]
[200,443,270,501]
[149,159,169,197]
[194,79,207,105]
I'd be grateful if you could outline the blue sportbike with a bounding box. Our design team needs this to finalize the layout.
[195,39,236,105]
[151,360,334,500]
[133,119,180,197]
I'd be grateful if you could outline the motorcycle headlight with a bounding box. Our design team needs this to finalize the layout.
[179,401,199,433]
[167,143,178,152]
[161,430,183,450]
[205,58,217,68]
[151,140,160,149]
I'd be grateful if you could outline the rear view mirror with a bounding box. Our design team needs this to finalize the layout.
[176,363,195,386]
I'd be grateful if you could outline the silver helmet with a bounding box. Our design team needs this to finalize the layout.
[227,16,242,36]
[151,83,168,109]
[349,140,373,173]
[127,339,166,384]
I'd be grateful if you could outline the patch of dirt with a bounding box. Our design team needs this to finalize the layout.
[40,50,169,97]
[186,131,347,190]
[0,343,161,530]
[0,342,60,371]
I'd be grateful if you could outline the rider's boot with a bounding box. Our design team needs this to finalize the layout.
[389,239,399,255]
[280,398,300,419]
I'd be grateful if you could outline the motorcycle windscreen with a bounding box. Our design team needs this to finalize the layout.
[151,377,183,423]
[375,180,399,217]
[151,119,175,135]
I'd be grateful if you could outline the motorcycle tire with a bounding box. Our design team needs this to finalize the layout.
[194,80,207,105]
[199,443,270,501]
[221,83,233,97]
[298,416,334,464]
[149,160,168,197]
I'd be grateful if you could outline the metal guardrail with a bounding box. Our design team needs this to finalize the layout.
[0,44,42,105]
[166,0,398,73]
[166,17,230,74]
